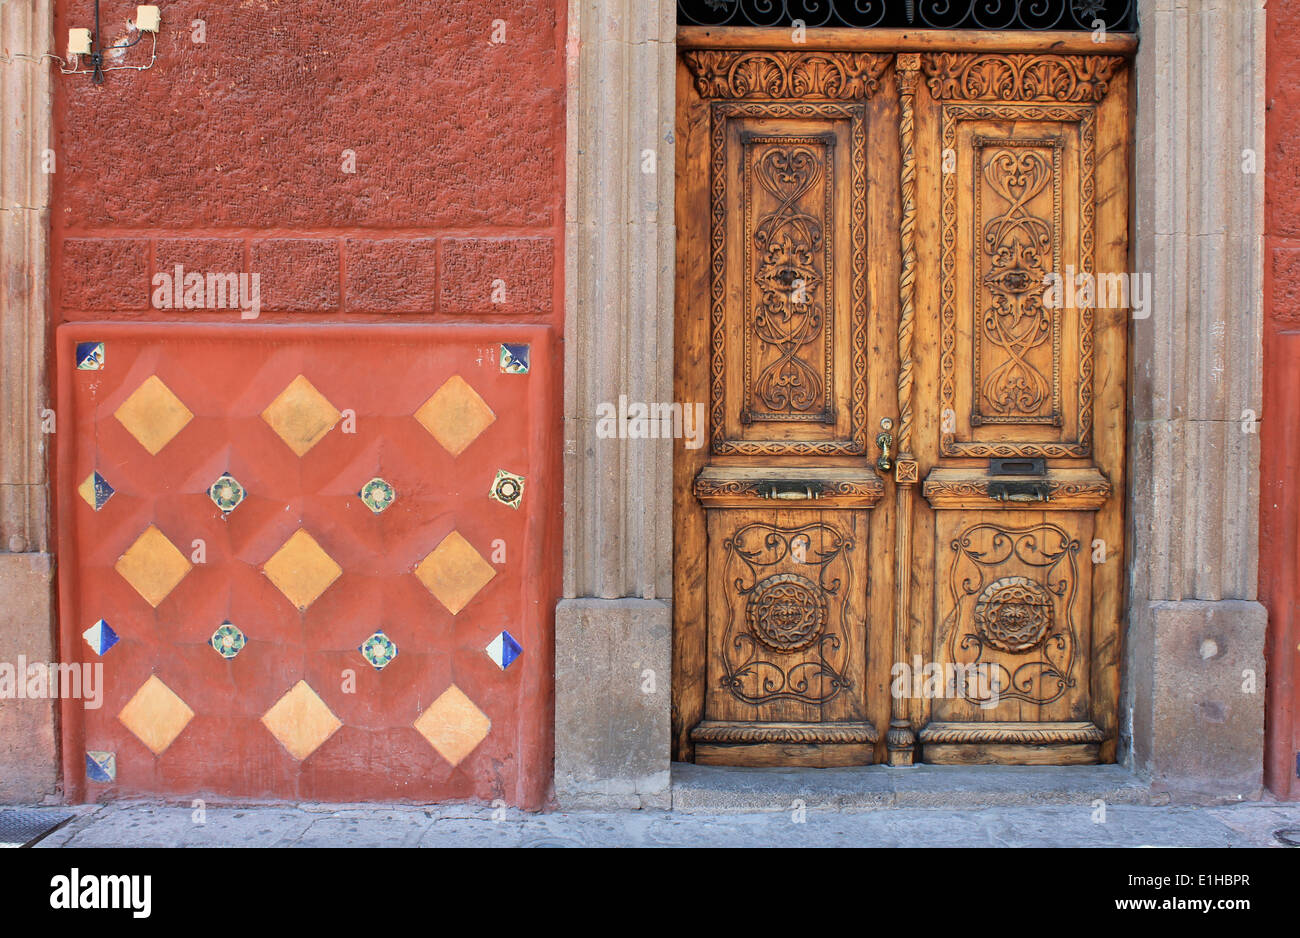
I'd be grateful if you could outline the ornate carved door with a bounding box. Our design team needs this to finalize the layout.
[673,39,1130,768]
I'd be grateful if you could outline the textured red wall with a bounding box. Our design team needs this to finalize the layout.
[49,1,565,807]
[1262,0,1300,801]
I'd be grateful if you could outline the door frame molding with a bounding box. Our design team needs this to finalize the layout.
[557,0,1269,806]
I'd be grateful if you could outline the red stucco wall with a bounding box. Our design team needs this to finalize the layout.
[1262,0,1300,801]
[49,1,566,807]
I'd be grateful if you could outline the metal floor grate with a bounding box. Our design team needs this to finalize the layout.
[0,809,74,848]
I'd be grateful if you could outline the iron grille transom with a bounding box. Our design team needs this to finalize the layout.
[678,0,1137,31]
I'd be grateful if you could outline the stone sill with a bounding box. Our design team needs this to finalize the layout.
[670,763,1150,812]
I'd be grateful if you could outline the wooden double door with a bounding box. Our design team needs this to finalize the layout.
[672,41,1130,767]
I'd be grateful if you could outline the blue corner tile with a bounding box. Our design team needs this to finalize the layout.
[486,630,522,670]
[76,341,105,371]
[499,343,530,375]
[85,751,116,783]
[82,619,119,656]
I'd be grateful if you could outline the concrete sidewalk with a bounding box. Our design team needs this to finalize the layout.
[19,799,1300,848]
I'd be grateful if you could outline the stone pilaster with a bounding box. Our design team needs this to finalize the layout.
[556,0,677,807]
[0,0,57,802]
[1127,0,1267,801]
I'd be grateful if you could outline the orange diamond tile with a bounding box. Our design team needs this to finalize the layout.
[115,525,193,608]
[261,681,343,761]
[413,375,496,456]
[413,530,496,615]
[114,375,193,455]
[413,684,491,766]
[261,374,341,457]
[263,529,342,611]
[118,675,195,756]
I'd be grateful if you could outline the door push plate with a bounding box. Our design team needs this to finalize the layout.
[986,480,1052,503]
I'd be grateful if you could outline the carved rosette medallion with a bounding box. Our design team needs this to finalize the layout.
[746,573,827,652]
[944,522,1081,706]
[973,576,1054,653]
[721,521,853,706]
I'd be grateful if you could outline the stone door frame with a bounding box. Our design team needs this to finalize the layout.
[556,0,1268,807]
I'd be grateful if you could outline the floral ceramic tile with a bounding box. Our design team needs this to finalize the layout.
[359,630,399,671]
[359,477,395,514]
[489,469,524,509]
[210,622,246,659]
[208,472,246,513]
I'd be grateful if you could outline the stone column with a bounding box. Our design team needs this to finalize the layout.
[555,0,676,807]
[1127,0,1268,801]
[0,0,57,802]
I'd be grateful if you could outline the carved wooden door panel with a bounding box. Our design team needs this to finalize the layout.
[903,52,1129,766]
[674,50,900,767]
[673,45,1129,768]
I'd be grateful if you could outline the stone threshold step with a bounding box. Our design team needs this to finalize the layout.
[671,763,1149,813]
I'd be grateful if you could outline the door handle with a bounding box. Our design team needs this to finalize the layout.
[876,417,894,474]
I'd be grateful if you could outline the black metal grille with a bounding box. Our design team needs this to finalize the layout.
[678,0,1137,31]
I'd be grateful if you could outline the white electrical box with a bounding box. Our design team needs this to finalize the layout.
[67,28,92,56]
[136,5,161,32]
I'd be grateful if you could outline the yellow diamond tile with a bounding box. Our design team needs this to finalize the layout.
[115,525,193,608]
[118,675,195,756]
[260,680,342,761]
[263,529,342,611]
[414,375,496,457]
[114,375,193,455]
[261,374,341,457]
[414,530,496,615]
[413,684,491,767]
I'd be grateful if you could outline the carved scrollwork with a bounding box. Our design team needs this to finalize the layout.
[709,101,868,456]
[978,144,1060,420]
[749,142,829,417]
[944,522,1081,706]
[938,102,1095,458]
[721,521,854,706]
[684,50,891,100]
[922,53,1124,102]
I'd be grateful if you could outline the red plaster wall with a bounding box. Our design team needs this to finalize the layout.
[1262,0,1300,800]
[49,1,566,807]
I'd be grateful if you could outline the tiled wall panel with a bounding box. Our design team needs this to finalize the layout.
[56,324,556,807]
